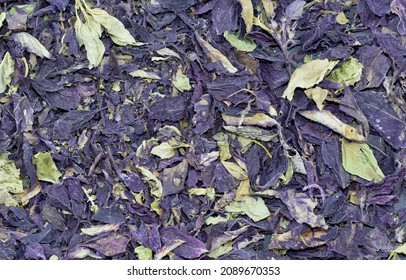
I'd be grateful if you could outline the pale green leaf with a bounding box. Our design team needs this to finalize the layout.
[0,52,15,94]
[80,224,120,236]
[151,142,176,159]
[240,196,270,222]
[282,59,338,101]
[223,31,256,52]
[208,242,233,258]
[134,246,153,260]
[9,3,37,15]
[0,152,23,206]
[327,56,363,86]
[195,33,238,73]
[336,12,349,25]
[222,113,278,128]
[33,152,62,184]
[389,243,406,260]
[0,12,6,28]
[304,86,329,111]
[188,187,215,200]
[205,215,230,225]
[88,8,137,46]
[213,132,232,161]
[299,110,366,142]
[136,166,163,198]
[238,0,254,33]
[129,69,161,80]
[221,161,248,180]
[13,32,52,59]
[74,18,105,69]
[341,139,385,183]
[172,67,191,92]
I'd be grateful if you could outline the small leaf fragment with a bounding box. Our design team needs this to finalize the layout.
[238,0,254,33]
[336,12,349,25]
[0,12,6,28]
[151,142,176,159]
[172,67,191,92]
[195,32,238,73]
[240,196,270,222]
[341,139,385,183]
[81,224,121,236]
[0,52,15,94]
[282,59,338,101]
[327,56,363,86]
[223,31,256,52]
[32,152,62,184]
[304,86,329,111]
[13,32,52,59]
[134,246,152,260]
[129,70,161,80]
[221,161,248,181]
[0,152,24,206]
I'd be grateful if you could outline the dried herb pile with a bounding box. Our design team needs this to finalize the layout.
[0,0,406,260]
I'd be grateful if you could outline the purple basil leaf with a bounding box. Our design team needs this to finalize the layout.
[161,227,207,259]
[46,0,69,11]
[355,91,406,149]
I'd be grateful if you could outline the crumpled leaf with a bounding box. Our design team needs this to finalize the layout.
[0,152,24,207]
[151,142,176,159]
[327,56,363,86]
[172,66,191,92]
[226,196,270,222]
[222,113,278,128]
[389,242,406,259]
[195,32,238,73]
[213,132,232,161]
[269,227,330,250]
[134,246,152,260]
[285,0,306,22]
[355,91,406,149]
[304,87,329,111]
[341,139,385,183]
[80,224,121,236]
[223,125,276,141]
[136,166,163,199]
[238,0,254,33]
[129,69,161,80]
[336,12,349,25]
[299,110,366,142]
[32,152,62,184]
[74,17,105,69]
[280,189,327,229]
[221,161,248,181]
[87,8,137,46]
[0,12,5,28]
[13,32,52,59]
[224,31,256,52]
[0,52,15,94]
[85,233,129,257]
[188,187,215,200]
[282,59,338,101]
[391,0,406,35]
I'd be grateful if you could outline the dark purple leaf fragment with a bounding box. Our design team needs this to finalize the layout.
[375,32,406,73]
[46,0,69,11]
[24,242,46,260]
[147,96,186,121]
[160,227,207,259]
[0,242,16,260]
[355,45,391,90]
[355,91,406,149]
[157,0,196,12]
[85,233,130,257]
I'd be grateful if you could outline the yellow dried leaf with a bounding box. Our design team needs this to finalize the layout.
[341,139,384,183]
[304,86,329,111]
[299,110,366,141]
[238,0,254,33]
[282,59,338,101]
[195,33,238,73]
